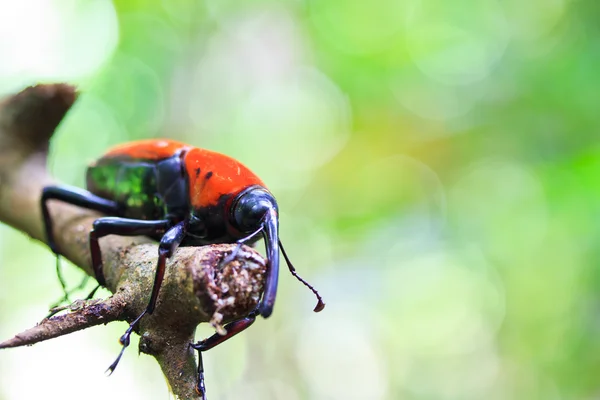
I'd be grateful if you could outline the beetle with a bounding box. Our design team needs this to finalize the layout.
[41,139,324,396]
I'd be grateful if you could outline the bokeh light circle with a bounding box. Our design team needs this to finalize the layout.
[189,8,350,188]
[309,0,407,55]
[405,0,509,85]
[448,159,549,262]
[392,68,485,121]
[383,248,505,356]
[296,310,389,400]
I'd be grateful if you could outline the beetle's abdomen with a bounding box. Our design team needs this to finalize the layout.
[86,159,165,220]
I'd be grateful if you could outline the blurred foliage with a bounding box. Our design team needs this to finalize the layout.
[1,0,599,399]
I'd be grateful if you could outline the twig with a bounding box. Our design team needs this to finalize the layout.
[0,295,127,349]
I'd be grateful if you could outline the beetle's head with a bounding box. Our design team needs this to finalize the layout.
[231,186,278,235]
[229,186,278,317]
[229,185,325,319]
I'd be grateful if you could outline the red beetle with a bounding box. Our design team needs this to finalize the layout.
[41,139,324,396]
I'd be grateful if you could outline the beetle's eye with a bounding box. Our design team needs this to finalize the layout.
[233,188,277,232]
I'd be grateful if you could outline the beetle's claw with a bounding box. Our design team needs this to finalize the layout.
[217,243,243,270]
[195,377,207,400]
[105,345,126,376]
[190,339,208,352]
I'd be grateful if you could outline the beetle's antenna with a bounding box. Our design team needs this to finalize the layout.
[279,239,325,312]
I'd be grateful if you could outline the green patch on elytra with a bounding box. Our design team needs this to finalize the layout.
[86,160,166,219]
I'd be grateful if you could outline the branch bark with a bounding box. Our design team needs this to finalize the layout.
[0,296,127,348]
[0,85,266,399]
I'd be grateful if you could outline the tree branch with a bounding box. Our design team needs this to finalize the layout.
[0,85,266,399]
[0,295,127,348]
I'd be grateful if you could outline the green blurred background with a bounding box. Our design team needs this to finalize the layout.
[0,0,599,399]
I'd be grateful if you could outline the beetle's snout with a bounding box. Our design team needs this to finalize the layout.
[258,208,279,318]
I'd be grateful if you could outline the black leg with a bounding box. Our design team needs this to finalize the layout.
[148,221,188,313]
[47,274,92,314]
[105,220,188,374]
[196,351,207,400]
[190,310,258,396]
[41,185,119,253]
[192,312,257,351]
[217,226,263,270]
[54,255,70,302]
[89,217,170,286]
[41,185,120,298]
[85,284,101,300]
[45,276,98,319]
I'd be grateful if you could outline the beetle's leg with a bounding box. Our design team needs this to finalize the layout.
[218,226,263,270]
[218,242,243,270]
[190,309,258,396]
[54,274,90,301]
[45,277,100,319]
[89,217,170,286]
[191,310,258,351]
[46,275,93,317]
[148,221,188,312]
[90,217,170,374]
[41,185,120,253]
[48,268,92,310]
[44,283,103,320]
[53,257,69,302]
[41,185,119,300]
[85,284,101,300]
[105,221,187,374]
[195,351,207,400]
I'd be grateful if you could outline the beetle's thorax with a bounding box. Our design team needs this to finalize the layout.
[183,148,265,209]
[182,148,267,243]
